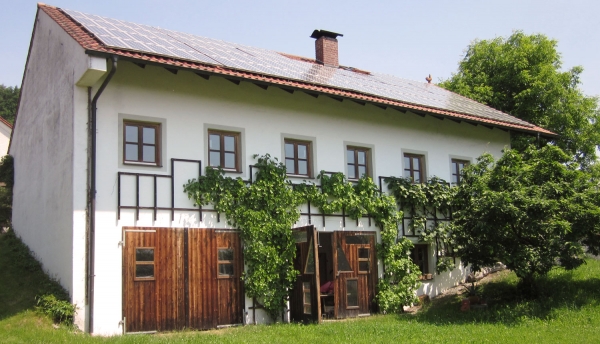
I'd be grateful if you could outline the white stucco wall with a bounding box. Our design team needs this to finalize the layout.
[9,9,91,330]
[86,61,509,335]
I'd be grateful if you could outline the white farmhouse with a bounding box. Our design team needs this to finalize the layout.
[10,4,554,335]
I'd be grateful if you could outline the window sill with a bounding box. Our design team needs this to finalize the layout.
[286,174,314,180]
[124,161,162,168]
[206,167,242,174]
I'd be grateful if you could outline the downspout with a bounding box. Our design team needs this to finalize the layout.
[88,55,118,334]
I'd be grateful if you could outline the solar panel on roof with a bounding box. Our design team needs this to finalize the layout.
[63,8,533,128]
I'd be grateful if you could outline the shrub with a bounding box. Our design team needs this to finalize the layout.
[35,294,76,325]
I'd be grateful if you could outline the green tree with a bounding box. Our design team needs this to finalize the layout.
[440,32,600,169]
[0,84,19,124]
[452,146,600,296]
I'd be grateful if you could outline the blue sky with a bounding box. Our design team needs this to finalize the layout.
[1,0,598,97]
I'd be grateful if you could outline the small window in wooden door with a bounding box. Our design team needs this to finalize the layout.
[346,279,359,309]
[358,247,370,274]
[134,247,155,281]
[305,240,315,274]
[218,248,235,278]
[303,282,312,314]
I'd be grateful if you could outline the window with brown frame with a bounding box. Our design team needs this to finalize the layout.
[284,139,311,177]
[403,153,425,183]
[303,281,312,314]
[347,147,370,180]
[208,130,240,172]
[411,244,429,275]
[346,279,359,309]
[358,247,370,274]
[451,159,469,185]
[134,247,155,281]
[124,121,161,165]
[217,248,235,278]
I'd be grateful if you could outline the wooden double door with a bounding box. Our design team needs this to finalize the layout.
[290,226,377,322]
[123,227,243,333]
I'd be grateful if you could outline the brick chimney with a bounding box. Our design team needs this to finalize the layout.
[310,30,343,67]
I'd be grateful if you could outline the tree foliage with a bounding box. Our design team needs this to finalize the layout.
[0,84,19,124]
[0,155,13,227]
[440,32,600,169]
[451,146,600,295]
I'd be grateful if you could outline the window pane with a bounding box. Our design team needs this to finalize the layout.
[413,157,420,170]
[347,165,356,179]
[142,127,155,144]
[125,125,138,142]
[209,151,221,166]
[218,263,234,276]
[142,145,156,163]
[358,166,366,178]
[298,160,308,175]
[135,264,154,278]
[125,144,138,161]
[305,241,315,274]
[403,169,411,178]
[304,292,311,304]
[293,231,308,243]
[359,261,370,272]
[358,248,369,259]
[346,235,371,244]
[347,149,355,164]
[459,162,465,172]
[218,248,234,261]
[358,151,366,164]
[224,136,235,152]
[136,248,154,262]
[285,159,295,174]
[285,143,294,158]
[404,156,410,167]
[347,280,358,307]
[337,244,352,272]
[224,152,235,169]
[298,144,307,159]
[451,174,458,184]
[414,173,420,183]
[452,162,457,173]
[209,134,220,150]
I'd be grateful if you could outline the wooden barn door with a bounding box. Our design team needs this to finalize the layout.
[290,225,321,323]
[123,227,242,333]
[123,227,185,333]
[188,229,243,329]
[333,231,376,319]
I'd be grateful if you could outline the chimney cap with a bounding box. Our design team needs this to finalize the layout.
[310,30,343,40]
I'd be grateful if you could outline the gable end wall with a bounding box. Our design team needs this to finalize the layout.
[9,9,91,330]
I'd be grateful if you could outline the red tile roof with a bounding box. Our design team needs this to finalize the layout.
[0,116,13,129]
[38,4,555,137]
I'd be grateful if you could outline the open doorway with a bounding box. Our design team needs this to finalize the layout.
[290,227,377,322]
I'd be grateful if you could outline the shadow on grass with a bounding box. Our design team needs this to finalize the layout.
[402,263,600,327]
[0,230,70,321]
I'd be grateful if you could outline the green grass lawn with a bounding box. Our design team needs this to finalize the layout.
[2,229,600,343]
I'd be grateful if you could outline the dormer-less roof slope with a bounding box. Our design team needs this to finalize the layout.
[38,4,555,136]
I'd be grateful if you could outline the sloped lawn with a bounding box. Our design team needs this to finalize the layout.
[2,229,600,343]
